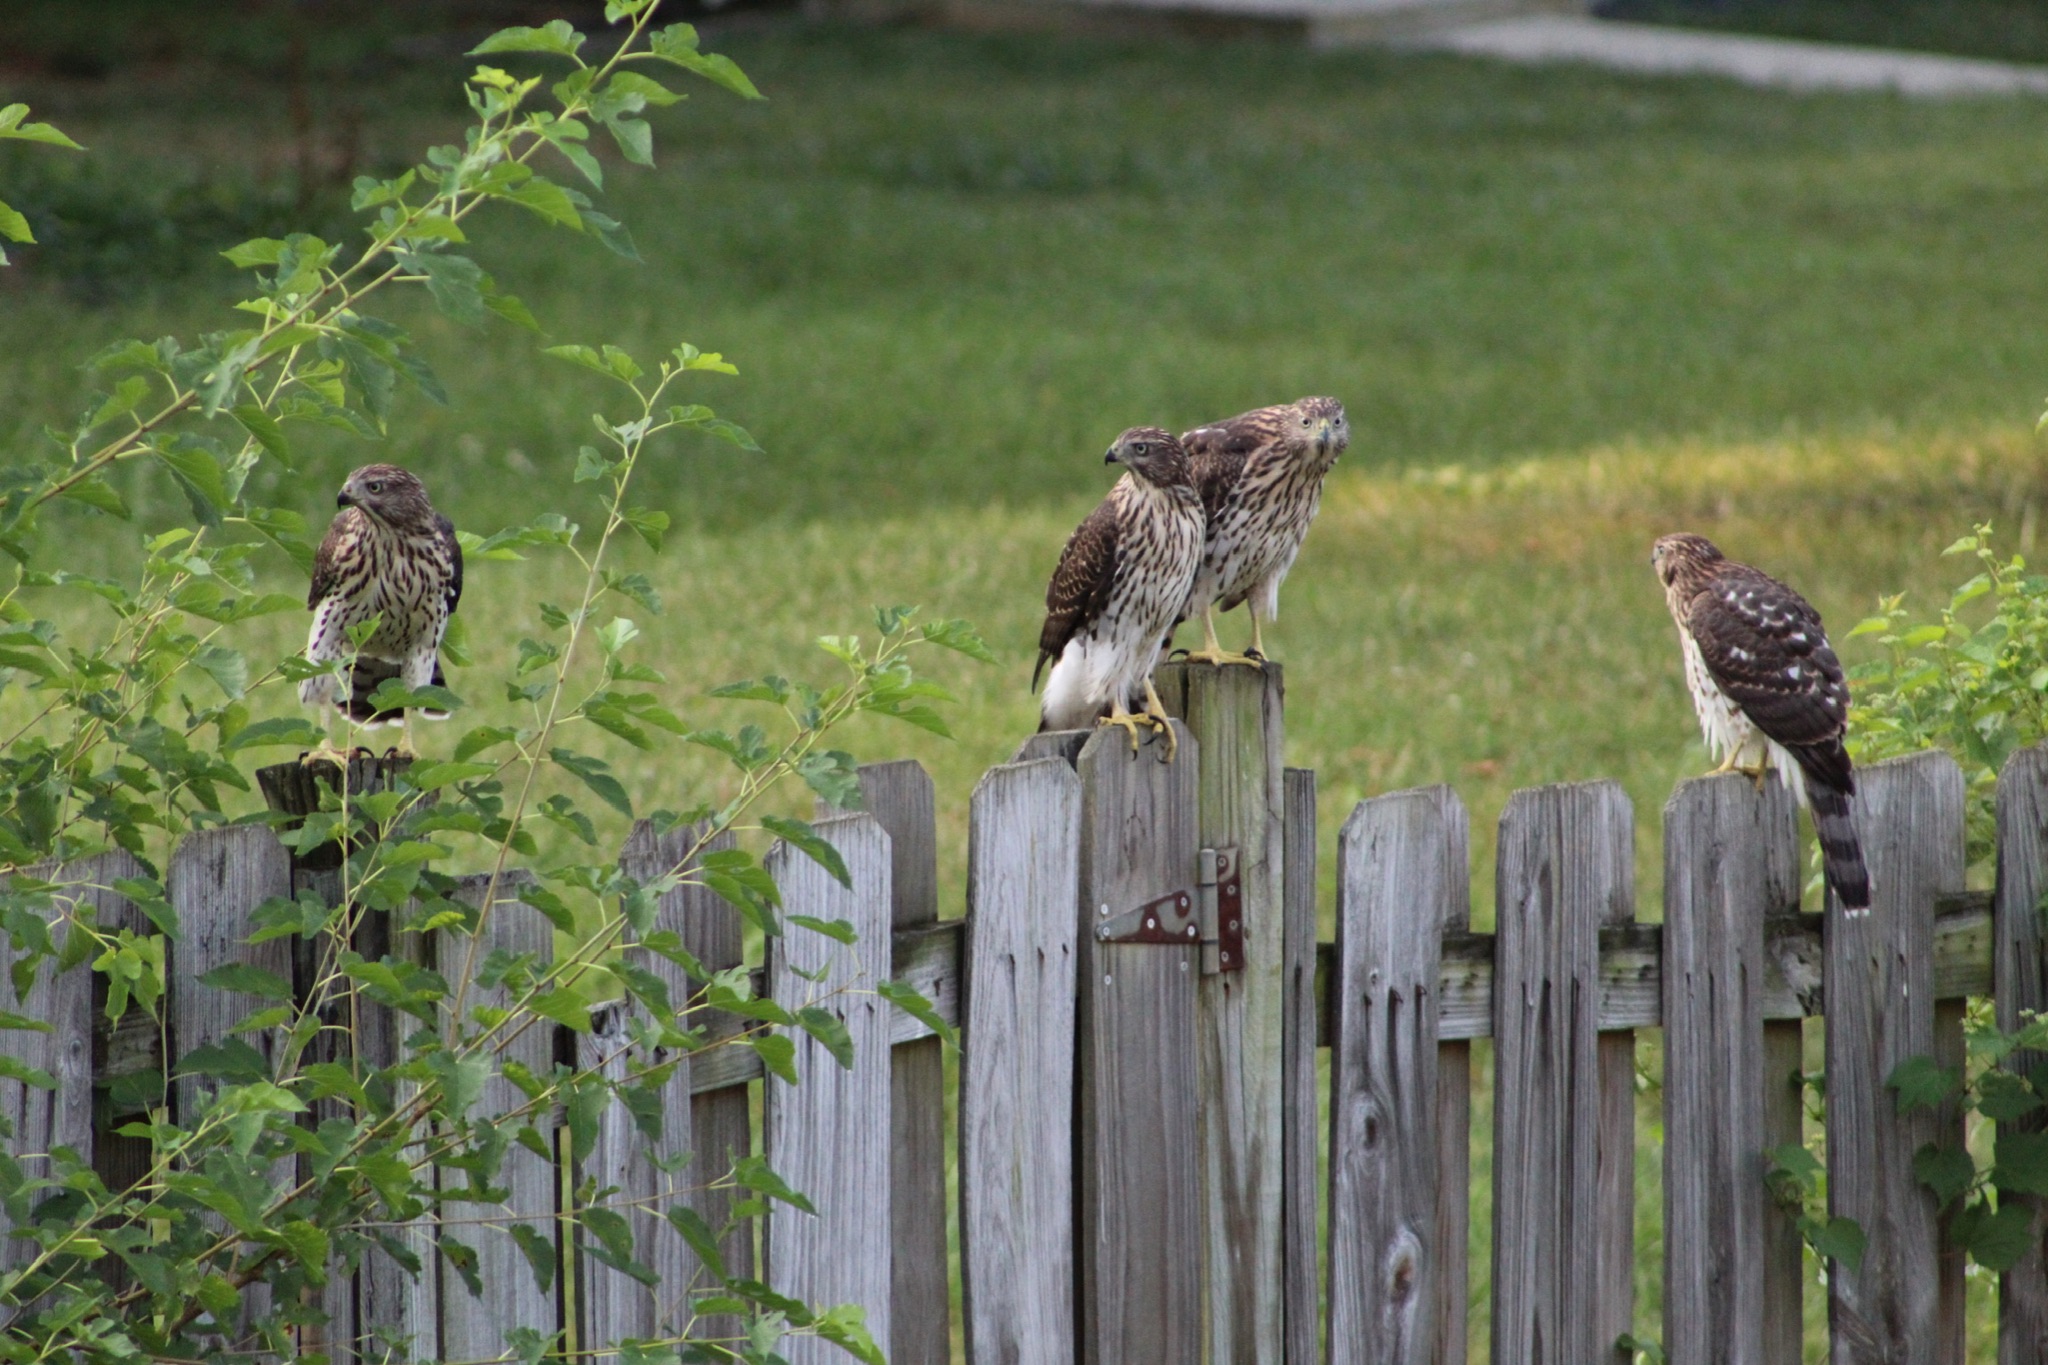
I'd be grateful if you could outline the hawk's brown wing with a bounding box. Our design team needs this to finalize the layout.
[307,511,354,610]
[1034,499,1120,691]
[1685,564,1853,789]
[1182,406,1287,520]
[437,513,463,617]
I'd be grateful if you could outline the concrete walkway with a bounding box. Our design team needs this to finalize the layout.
[1397,15,2048,97]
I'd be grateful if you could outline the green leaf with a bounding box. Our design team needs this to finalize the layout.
[222,237,287,269]
[663,1204,726,1281]
[1809,1215,1867,1272]
[760,815,852,889]
[0,1054,55,1089]
[550,748,633,817]
[277,1220,330,1282]
[795,1006,855,1069]
[530,989,592,1033]
[509,1223,557,1293]
[176,1037,269,1082]
[57,476,131,519]
[406,761,497,791]
[748,1032,797,1085]
[198,963,293,1001]
[230,405,293,469]
[1911,1142,1977,1207]
[194,645,249,700]
[1887,1055,1960,1114]
[729,1153,814,1213]
[403,251,489,328]
[787,915,857,945]
[505,177,585,230]
[621,506,668,553]
[428,1050,491,1120]
[470,21,585,57]
[1995,1129,2048,1195]
[648,27,763,99]
[878,979,958,1050]
[1955,1199,2036,1271]
[921,617,998,664]
[797,750,863,810]
[222,717,326,752]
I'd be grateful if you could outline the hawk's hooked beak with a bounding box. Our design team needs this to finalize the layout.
[336,491,356,509]
[1104,446,1120,465]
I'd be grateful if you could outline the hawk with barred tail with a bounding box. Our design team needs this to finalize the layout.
[301,464,462,757]
[1035,427,1204,758]
[1177,396,1349,667]
[1653,533,1870,913]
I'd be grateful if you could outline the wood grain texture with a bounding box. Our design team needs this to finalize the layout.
[1325,785,1468,1365]
[1075,719,1200,1365]
[1996,744,2048,1365]
[167,827,295,1341]
[578,823,730,1346]
[764,814,894,1365]
[1280,768,1319,1365]
[960,758,1083,1365]
[1761,1017,1806,1365]
[829,760,950,1365]
[621,817,751,1342]
[0,854,137,1274]
[1490,780,1634,1365]
[1661,775,1801,1365]
[1824,751,1965,1365]
[1159,659,1288,1365]
[436,872,557,1365]
[355,897,441,1365]
[1013,730,1091,768]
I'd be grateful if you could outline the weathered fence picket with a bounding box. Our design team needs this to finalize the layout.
[1074,719,1200,1365]
[19,705,2048,1365]
[1325,784,1467,1365]
[1159,661,1288,1365]
[1826,752,1967,1365]
[1997,746,2048,1364]
[960,757,1082,1365]
[763,814,894,1364]
[1491,780,1636,1365]
[1660,774,1801,1365]
[1280,768,1320,1365]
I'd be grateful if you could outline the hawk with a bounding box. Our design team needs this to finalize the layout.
[1035,427,1204,758]
[1176,396,1349,667]
[300,464,462,757]
[1652,533,1870,912]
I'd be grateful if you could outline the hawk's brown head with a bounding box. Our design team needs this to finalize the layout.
[1105,427,1192,490]
[337,464,440,534]
[1651,533,1725,593]
[1285,396,1349,464]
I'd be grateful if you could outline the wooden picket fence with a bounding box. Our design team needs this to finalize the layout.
[5,659,2048,1364]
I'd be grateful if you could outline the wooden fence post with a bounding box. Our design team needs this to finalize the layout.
[436,872,557,1365]
[764,814,894,1365]
[1491,780,1635,1365]
[1825,750,1965,1365]
[1075,720,1200,1365]
[1158,661,1288,1365]
[1281,769,1320,1365]
[960,757,1083,1365]
[579,822,733,1348]
[1326,785,1469,1365]
[168,826,295,1342]
[1996,743,2048,1364]
[1661,774,1801,1365]
[621,819,749,1345]
[826,760,950,1365]
[0,854,138,1278]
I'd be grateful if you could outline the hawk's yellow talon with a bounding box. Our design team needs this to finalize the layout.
[1097,710,1150,753]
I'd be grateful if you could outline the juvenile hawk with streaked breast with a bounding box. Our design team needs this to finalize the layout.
[1653,533,1870,912]
[1176,396,1349,667]
[301,464,462,756]
[1035,427,1204,758]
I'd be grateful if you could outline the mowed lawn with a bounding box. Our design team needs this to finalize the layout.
[6,19,2048,1356]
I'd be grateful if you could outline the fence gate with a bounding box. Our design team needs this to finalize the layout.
[964,661,1313,1365]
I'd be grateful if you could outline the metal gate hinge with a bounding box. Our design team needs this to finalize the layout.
[1095,845,1243,975]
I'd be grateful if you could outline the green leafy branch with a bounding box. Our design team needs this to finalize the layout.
[0,103,82,266]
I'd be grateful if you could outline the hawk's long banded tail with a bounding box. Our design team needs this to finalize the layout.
[1792,742,1870,914]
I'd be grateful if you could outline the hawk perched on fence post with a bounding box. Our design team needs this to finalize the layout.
[300,463,462,758]
[1652,533,1870,913]
[1175,395,1349,668]
[1035,427,1205,759]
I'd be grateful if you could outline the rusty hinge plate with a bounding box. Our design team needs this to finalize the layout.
[1097,887,1200,946]
[1202,846,1244,975]
[1095,846,1243,975]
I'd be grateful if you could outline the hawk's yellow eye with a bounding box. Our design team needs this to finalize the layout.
[365,481,385,494]
[1130,443,1148,457]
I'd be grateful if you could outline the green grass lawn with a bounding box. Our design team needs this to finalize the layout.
[5,17,2048,1358]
